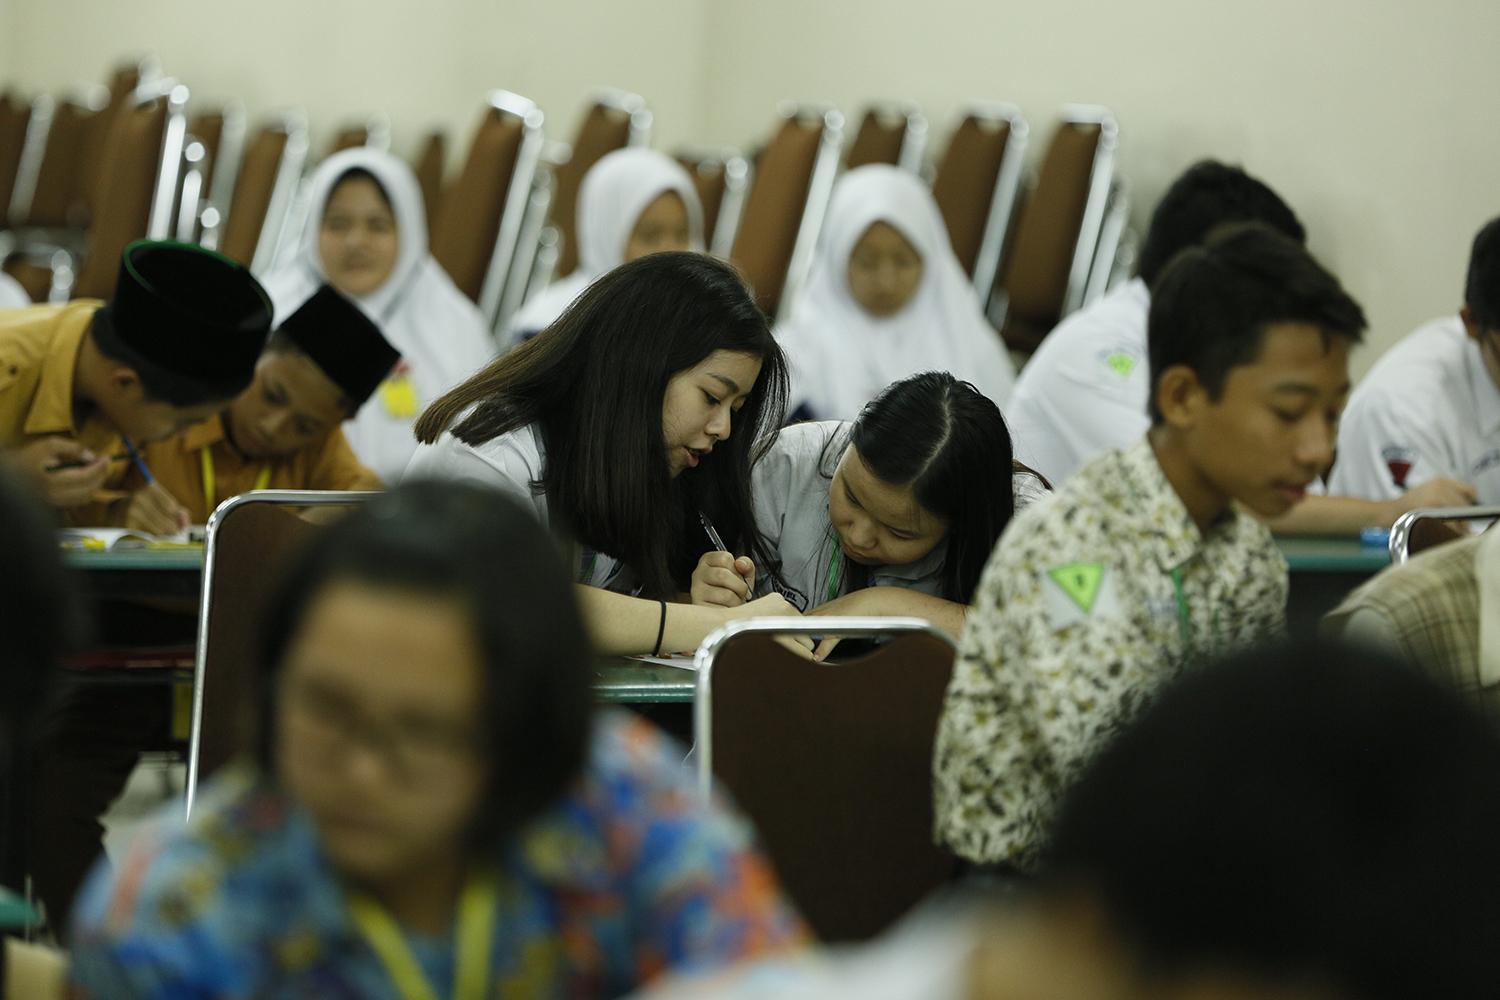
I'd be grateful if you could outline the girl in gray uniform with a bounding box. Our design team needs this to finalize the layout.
[692,371,1044,655]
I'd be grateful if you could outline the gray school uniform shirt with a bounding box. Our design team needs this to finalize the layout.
[752,421,948,610]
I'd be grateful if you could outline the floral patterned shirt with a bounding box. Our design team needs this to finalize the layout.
[68,711,807,1000]
[932,438,1286,868]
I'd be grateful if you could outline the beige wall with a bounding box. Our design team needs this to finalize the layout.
[4,0,1499,376]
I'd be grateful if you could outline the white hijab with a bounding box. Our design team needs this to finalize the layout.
[260,147,496,483]
[505,147,703,345]
[777,164,1015,420]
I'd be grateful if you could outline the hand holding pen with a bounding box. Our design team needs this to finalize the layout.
[120,436,192,535]
[691,511,757,607]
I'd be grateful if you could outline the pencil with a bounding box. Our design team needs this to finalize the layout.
[121,436,157,486]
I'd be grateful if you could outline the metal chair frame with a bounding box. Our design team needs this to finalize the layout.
[850,101,928,174]
[692,616,956,800]
[1056,104,1119,318]
[176,100,247,245]
[1388,505,1500,565]
[1082,176,1132,307]
[773,103,844,324]
[956,101,1029,309]
[185,489,380,818]
[475,90,547,335]
[239,110,311,274]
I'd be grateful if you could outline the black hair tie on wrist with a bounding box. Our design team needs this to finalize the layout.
[653,600,667,657]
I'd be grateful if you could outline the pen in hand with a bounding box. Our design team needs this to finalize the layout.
[699,511,754,588]
[121,436,158,486]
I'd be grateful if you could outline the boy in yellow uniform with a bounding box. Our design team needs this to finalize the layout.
[0,240,270,516]
[120,285,397,531]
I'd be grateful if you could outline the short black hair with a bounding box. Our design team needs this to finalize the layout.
[1047,638,1500,1000]
[254,481,593,851]
[1137,160,1306,287]
[1464,216,1500,329]
[90,305,249,408]
[1147,222,1366,423]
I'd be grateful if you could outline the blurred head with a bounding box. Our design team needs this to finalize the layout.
[227,340,352,459]
[318,168,401,298]
[625,191,693,262]
[1137,160,1306,287]
[832,372,1016,602]
[1045,638,1500,1000]
[577,148,704,275]
[1148,223,1365,519]
[257,482,592,880]
[846,220,925,317]
[1460,217,1500,392]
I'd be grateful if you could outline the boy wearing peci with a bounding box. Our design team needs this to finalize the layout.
[933,223,1366,869]
[122,285,395,533]
[0,241,270,517]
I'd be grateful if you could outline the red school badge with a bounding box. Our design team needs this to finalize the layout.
[1381,445,1416,487]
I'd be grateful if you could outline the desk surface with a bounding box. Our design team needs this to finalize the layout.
[1275,536,1390,573]
[64,548,204,570]
[593,659,696,703]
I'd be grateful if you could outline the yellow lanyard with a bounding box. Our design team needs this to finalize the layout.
[347,870,498,1000]
[200,445,271,517]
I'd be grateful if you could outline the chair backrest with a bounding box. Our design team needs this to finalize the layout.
[213,112,309,272]
[11,93,97,228]
[430,90,545,331]
[551,89,651,279]
[72,80,188,300]
[412,128,447,241]
[325,112,390,159]
[675,147,749,257]
[178,101,247,246]
[694,617,959,942]
[846,102,927,173]
[994,105,1118,354]
[931,102,1028,305]
[186,490,380,817]
[729,104,843,320]
[66,64,145,229]
[0,92,31,220]
[1388,505,1500,564]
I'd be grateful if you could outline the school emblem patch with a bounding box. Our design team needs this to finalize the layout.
[1044,561,1120,627]
[1099,349,1137,378]
[1381,445,1416,488]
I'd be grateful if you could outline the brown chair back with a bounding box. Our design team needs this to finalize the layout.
[681,155,727,247]
[698,623,960,942]
[328,126,368,157]
[729,107,842,318]
[68,66,141,228]
[676,148,749,257]
[845,104,926,172]
[0,92,31,217]
[413,129,446,240]
[552,95,646,278]
[72,92,172,300]
[219,125,290,267]
[997,110,1115,353]
[932,107,1025,279]
[20,98,93,228]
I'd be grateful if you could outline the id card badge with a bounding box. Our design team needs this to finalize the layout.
[379,374,419,417]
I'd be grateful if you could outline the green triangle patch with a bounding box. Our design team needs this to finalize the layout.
[1049,562,1105,613]
[1104,351,1136,377]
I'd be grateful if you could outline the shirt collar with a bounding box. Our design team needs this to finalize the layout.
[1463,327,1500,437]
[180,411,230,451]
[1115,437,1231,571]
[23,307,96,437]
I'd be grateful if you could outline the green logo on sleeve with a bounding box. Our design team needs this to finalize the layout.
[1049,562,1105,613]
[1104,351,1136,377]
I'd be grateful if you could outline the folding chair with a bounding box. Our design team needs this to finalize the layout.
[675,147,748,259]
[694,617,959,942]
[324,112,391,159]
[845,102,927,173]
[1388,505,1500,565]
[930,102,1028,308]
[729,104,843,320]
[185,490,379,818]
[173,101,246,246]
[66,57,158,231]
[548,89,651,280]
[7,89,103,235]
[0,92,31,222]
[412,129,446,241]
[992,105,1119,354]
[209,111,309,272]
[430,90,546,333]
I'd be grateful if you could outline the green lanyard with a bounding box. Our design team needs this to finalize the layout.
[825,534,843,603]
[347,869,498,1000]
[1168,566,1223,656]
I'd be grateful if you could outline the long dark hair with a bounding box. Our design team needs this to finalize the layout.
[847,372,1017,603]
[416,252,788,598]
[256,482,592,850]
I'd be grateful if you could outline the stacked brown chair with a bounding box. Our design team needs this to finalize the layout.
[548,89,651,279]
[67,58,159,231]
[7,91,102,234]
[845,102,927,173]
[992,105,1119,355]
[675,147,749,257]
[430,90,546,331]
[209,111,309,273]
[173,102,247,245]
[0,92,32,221]
[729,104,844,320]
[324,112,390,159]
[70,80,190,301]
[412,129,446,241]
[930,102,1029,309]
[694,618,960,942]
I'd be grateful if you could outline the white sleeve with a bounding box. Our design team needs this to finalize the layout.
[1331,388,1463,501]
[404,433,543,519]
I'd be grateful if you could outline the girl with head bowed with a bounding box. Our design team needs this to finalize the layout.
[777,164,1016,420]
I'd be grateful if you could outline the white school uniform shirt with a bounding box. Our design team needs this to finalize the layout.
[776,165,1015,421]
[1005,278,1151,485]
[752,421,948,610]
[0,273,30,309]
[1330,314,1500,502]
[405,423,633,592]
[261,148,496,485]
[504,148,704,347]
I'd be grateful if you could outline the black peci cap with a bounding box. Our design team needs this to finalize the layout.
[277,285,400,409]
[110,240,273,391]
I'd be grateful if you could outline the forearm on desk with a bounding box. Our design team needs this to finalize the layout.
[1245,494,1396,536]
[811,586,966,642]
[576,585,734,656]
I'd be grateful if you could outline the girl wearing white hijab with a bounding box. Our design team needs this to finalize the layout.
[261,147,496,483]
[505,147,704,345]
[778,164,1015,420]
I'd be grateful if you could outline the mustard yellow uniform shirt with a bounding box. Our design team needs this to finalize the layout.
[132,412,384,524]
